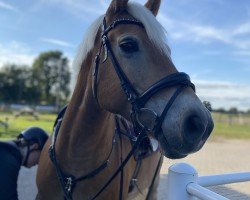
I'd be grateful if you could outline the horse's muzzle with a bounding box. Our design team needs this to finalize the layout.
[158,108,214,159]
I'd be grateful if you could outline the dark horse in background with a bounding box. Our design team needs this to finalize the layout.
[36,0,214,199]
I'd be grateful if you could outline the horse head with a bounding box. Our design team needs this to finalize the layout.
[76,0,214,159]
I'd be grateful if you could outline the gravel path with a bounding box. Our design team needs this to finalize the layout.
[17,139,250,200]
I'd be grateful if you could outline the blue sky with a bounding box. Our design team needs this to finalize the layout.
[0,0,250,110]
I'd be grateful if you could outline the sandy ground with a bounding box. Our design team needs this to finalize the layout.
[17,139,250,200]
[158,138,250,200]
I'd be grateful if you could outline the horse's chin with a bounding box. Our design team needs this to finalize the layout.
[156,131,185,159]
[163,151,187,159]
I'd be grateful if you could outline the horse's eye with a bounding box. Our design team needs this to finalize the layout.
[119,39,139,53]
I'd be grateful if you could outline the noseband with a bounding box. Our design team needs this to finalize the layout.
[93,17,195,137]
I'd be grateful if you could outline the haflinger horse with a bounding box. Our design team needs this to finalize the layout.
[36,0,214,199]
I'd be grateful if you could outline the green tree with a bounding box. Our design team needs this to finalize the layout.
[228,107,238,114]
[32,51,71,105]
[0,64,41,104]
[214,107,226,113]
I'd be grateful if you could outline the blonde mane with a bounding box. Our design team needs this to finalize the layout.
[73,2,170,72]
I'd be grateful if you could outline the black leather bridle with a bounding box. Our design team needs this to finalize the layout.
[93,17,195,136]
[49,17,195,200]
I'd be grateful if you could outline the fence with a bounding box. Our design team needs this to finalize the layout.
[167,163,250,200]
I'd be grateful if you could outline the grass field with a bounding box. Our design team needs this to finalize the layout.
[0,112,249,140]
[0,112,56,139]
[211,113,250,139]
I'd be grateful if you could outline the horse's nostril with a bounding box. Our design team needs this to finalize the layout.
[183,115,206,144]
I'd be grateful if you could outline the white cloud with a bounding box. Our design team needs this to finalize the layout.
[158,14,228,43]
[158,13,250,51]
[203,50,250,57]
[41,0,106,20]
[232,50,250,56]
[190,25,228,43]
[41,38,74,47]
[194,80,250,111]
[0,1,18,12]
[233,22,250,35]
[39,0,147,20]
[0,41,36,66]
[203,50,225,55]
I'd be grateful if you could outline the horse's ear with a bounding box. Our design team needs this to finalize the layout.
[144,0,161,16]
[107,0,129,14]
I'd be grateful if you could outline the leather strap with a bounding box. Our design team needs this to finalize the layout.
[49,106,116,200]
[145,154,163,200]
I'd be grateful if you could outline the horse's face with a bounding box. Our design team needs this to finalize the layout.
[95,0,214,159]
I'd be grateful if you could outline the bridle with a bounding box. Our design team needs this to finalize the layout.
[93,17,195,136]
[49,16,195,200]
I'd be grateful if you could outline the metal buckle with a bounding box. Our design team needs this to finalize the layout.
[101,35,108,63]
[136,108,158,132]
[65,177,73,194]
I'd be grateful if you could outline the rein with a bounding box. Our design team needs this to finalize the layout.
[49,16,195,200]
[49,107,154,200]
[49,106,116,200]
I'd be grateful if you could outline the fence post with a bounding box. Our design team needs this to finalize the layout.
[167,163,198,200]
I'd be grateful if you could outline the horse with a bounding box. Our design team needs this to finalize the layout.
[36,0,214,199]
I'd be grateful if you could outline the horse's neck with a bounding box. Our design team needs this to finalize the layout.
[56,59,114,173]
